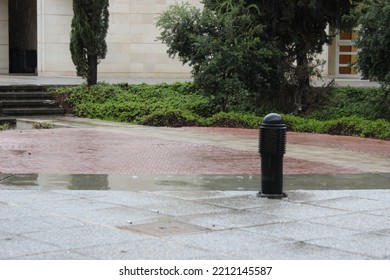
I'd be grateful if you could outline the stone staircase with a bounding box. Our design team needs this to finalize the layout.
[0,85,64,117]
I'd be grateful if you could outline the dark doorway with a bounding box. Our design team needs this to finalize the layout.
[9,0,37,74]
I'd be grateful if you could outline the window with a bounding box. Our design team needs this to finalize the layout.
[336,31,359,78]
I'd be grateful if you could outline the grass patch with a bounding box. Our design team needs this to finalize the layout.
[0,123,10,131]
[32,122,55,129]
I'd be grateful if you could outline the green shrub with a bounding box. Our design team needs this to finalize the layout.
[51,82,390,140]
[156,2,285,112]
[326,116,390,140]
[0,123,10,131]
[52,82,214,123]
[32,122,55,129]
[283,114,390,140]
[309,87,389,121]
[282,114,329,134]
[207,112,261,128]
[140,109,201,127]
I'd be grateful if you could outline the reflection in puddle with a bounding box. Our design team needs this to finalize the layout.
[15,120,34,130]
[1,174,260,191]
[2,120,57,130]
[0,173,389,191]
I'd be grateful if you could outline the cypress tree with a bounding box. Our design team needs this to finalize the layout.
[70,0,109,86]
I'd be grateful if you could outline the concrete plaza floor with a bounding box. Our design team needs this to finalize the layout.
[1,187,390,260]
[0,73,380,87]
[0,74,389,260]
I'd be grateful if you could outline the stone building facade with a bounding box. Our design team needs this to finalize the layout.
[0,0,359,79]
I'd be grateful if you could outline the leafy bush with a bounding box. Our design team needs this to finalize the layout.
[207,112,261,128]
[140,109,202,127]
[156,2,285,111]
[0,123,10,131]
[32,122,55,129]
[283,114,390,140]
[52,82,214,123]
[51,82,390,140]
[355,1,390,93]
[282,114,328,134]
[326,116,390,139]
[308,87,389,121]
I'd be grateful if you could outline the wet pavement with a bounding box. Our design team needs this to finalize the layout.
[1,188,390,260]
[1,117,389,175]
[0,74,389,260]
[0,115,389,260]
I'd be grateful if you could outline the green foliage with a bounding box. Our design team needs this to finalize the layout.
[308,87,390,121]
[282,114,329,134]
[140,109,202,127]
[356,0,390,85]
[70,0,109,85]
[52,82,390,139]
[0,123,10,131]
[156,0,362,113]
[255,0,361,113]
[326,116,390,139]
[156,1,284,111]
[283,114,390,140]
[53,82,214,124]
[32,122,55,129]
[207,112,262,128]
[355,0,390,114]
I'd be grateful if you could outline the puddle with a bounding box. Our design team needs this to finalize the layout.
[0,173,389,191]
[3,120,57,130]
[0,174,258,191]
[15,120,34,130]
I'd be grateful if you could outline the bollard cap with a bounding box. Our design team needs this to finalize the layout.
[261,113,285,126]
[259,113,286,155]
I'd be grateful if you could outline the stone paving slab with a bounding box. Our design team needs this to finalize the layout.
[1,189,390,260]
[0,234,61,260]
[308,213,390,232]
[74,238,220,260]
[307,232,390,259]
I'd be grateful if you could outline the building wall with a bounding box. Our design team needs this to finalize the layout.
[101,0,198,78]
[314,26,337,80]
[3,1,342,80]
[37,0,200,78]
[327,40,337,78]
[0,0,8,74]
[37,0,78,75]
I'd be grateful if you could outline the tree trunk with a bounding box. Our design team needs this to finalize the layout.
[87,54,98,86]
[383,90,390,116]
[295,52,310,114]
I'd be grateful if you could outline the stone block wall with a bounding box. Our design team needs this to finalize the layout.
[0,0,8,74]
[38,0,201,78]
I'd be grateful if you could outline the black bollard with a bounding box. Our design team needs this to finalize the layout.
[258,113,287,198]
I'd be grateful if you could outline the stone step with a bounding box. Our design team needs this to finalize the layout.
[0,85,64,116]
[2,107,64,116]
[0,91,55,100]
[0,117,17,126]
[0,99,58,107]
[0,85,48,92]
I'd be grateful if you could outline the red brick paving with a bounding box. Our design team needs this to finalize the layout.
[181,127,390,157]
[0,128,258,174]
[0,127,386,175]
